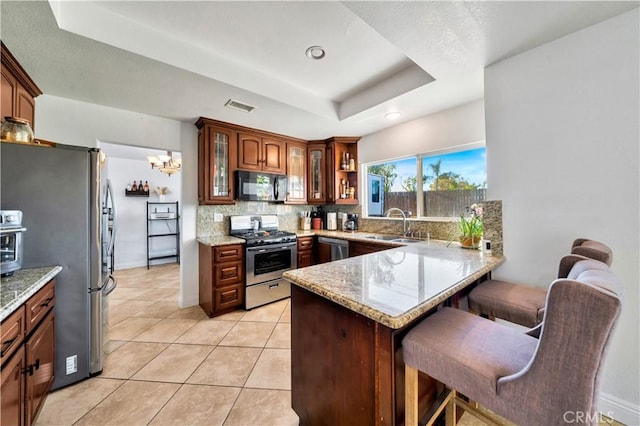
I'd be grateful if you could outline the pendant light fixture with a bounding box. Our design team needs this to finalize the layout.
[147,151,181,176]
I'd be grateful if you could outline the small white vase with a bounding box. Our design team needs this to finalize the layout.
[159,194,166,202]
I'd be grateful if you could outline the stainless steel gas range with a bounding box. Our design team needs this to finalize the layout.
[230,215,297,309]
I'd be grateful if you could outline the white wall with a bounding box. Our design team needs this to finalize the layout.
[106,157,182,269]
[485,9,639,424]
[35,94,199,308]
[358,99,485,164]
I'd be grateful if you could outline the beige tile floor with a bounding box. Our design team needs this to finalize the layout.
[34,263,623,426]
[35,263,298,426]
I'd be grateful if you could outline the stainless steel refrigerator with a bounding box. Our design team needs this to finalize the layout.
[0,142,117,390]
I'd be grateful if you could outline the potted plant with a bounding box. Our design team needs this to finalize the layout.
[459,204,483,249]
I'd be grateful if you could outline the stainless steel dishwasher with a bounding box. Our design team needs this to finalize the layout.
[317,237,349,261]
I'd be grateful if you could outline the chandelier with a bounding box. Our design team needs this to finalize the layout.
[147,151,181,176]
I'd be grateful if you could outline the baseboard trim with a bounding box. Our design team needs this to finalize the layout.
[599,392,640,425]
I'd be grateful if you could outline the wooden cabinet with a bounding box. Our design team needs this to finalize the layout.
[307,142,326,204]
[238,133,286,174]
[307,137,360,205]
[286,142,307,204]
[196,118,237,205]
[199,243,245,317]
[1,42,41,130]
[349,240,390,257]
[196,118,307,204]
[1,306,25,364]
[25,312,55,426]
[1,347,25,426]
[327,137,360,205]
[0,279,55,426]
[297,236,315,268]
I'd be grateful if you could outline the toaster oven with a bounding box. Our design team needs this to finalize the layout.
[0,210,26,276]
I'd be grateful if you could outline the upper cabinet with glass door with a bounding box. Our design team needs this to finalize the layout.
[196,118,237,205]
[307,142,326,204]
[286,142,307,204]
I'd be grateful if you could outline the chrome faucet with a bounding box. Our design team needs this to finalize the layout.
[384,208,410,237]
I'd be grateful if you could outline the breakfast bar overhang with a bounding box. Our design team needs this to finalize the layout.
[283,241,505,425]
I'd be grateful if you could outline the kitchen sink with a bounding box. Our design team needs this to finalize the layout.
[364,235,398,241]
[390,238,421,243]
[364,235,421,243]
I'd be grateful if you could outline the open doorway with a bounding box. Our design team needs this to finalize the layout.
[99,142,182,271]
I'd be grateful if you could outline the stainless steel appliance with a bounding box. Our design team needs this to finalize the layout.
[0,142,117,389]
[235,170,287,202]
[317,237,349,261]
[230,215,296,309]
[0,210,26,276]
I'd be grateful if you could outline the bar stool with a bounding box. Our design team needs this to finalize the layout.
[468,238,613,327]
[403,261,622,426]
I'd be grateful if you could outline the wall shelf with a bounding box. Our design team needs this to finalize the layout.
[125,189,149,197]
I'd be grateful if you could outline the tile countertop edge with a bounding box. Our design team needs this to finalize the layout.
[0,265,63,322]
[284,256,505,329]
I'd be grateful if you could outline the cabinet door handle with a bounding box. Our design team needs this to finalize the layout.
[40,297,53,308]
[1,337,17,357]
[23,359,40,376]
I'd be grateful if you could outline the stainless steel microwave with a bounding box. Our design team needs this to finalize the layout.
[235,170,287,202]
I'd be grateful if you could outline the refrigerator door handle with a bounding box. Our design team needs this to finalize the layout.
[103,275,117,296]
[106,179,117,257]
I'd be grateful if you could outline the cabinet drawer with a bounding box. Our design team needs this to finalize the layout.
[214,284,244,312]
[0,305,25,364]
[297,237,314,251]
[214,245,243,263]
[25,280,55,335]
[214,262,244,287]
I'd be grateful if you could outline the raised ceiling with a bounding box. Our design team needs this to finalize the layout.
[1,1,637,140]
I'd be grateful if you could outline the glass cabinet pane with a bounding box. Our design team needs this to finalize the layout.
[288,146,305,200]
[310,149,323,199]
[213,132,229,197]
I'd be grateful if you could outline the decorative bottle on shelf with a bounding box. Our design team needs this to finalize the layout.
[139,180,143,192]
[143,181,149,192]
[341,152,349,170]
[132,180,138,191]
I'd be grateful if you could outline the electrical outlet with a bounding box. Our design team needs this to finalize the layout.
[214,213,223,222]
[66,355,77,375]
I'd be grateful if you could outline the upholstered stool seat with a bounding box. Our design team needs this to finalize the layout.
[403,260,623,426]
[403,307,538,398]
[468,238,612,327]
[468,280,545,327]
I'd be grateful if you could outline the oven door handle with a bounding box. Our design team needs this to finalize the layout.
[246,243,296,253]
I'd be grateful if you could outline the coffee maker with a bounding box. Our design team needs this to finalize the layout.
[343,213,359,231]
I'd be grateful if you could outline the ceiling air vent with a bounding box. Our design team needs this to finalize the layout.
[224,99,255,113]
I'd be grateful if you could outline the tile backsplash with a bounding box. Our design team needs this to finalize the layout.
[197,203,360,236]
[197,200,503,255]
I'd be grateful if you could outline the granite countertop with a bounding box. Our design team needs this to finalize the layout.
[0,266,63,322]
[283,241,504,329]
[197,235,245,246]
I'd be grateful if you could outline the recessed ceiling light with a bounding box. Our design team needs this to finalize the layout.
[385,112,401,120]
[305,46,326,60]
[225,99,255,113]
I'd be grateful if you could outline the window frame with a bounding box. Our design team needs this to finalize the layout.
[361,142,486,220]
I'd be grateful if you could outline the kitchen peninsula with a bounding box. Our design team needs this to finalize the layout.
[283,241,504,425]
